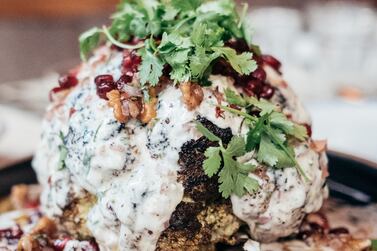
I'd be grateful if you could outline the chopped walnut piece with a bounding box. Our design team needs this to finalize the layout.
[11,184,41,210]
[180,82,204,111]
[128,100,141,119]
[17,217,57,251]
[32,217,57,235]
[107,90,128,123]
[140,98,158,124]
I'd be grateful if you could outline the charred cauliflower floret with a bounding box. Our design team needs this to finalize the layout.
[59,192,96,239]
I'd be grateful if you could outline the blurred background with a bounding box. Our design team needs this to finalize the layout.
[0,0,376,167]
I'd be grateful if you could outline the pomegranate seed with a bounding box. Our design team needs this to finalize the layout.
[212,59,236,78]
[116,74,133,90]
[262,55,281,72]
[53,237,71,251]
[215,107,225,118]
[58,75,78,89]
[163,65,172,77]
[304,124,312,137]
[234,74,251,87]
[95,74,116,100]
[229,104,241,110]
[259,84,275,99]
[225,39,249,53]
[252,54,263,66]
[49,74,79,101]
[252,67,266,81]
[244,80,263,97]
[122,50,141,75]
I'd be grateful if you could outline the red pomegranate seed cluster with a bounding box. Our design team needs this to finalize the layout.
[95,74,134,100]
[261,55,282,73]
[49,74,79,101]
[213,42,282,100]
[95,75,116,100]
[122,50,141,77]
[304,124,313,138]
[95,49,142,100]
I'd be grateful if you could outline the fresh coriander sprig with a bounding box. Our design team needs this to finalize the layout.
[79,0,258,87]
[196,121,259,198]
[223,88,309,181]
[79,27,145,60]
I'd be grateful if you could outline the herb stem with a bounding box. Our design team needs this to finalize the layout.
[173,16,196,31]
[238,3,249,29]
[219,105,257,122]
[102,26,145,50]
[265,126,309,182]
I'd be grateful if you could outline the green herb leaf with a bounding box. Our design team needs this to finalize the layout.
[139,40,164,86]
[222,91,309,180]
[212,47,257,75]
[257,133,294,168]
[218,154,237,198]
[226,136,246,157]
[224,88,276,115]
[270,112,307,140]
[203,147,222,177]
[197,121,259,198]
[224,88,247,107]
[79,27,102,61]
[246,97,276,116]
[234,173,259,197]
[245,114,269,151]
[172,0,203,12]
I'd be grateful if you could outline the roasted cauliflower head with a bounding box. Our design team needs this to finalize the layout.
[32,0,329,250]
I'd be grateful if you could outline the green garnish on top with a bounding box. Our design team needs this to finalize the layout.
[224,88,309,181]
[195,89,309,198]
[79,0,257,87]
[196,122,259,198]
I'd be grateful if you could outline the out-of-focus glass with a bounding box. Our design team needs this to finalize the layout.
[249,1,377,100]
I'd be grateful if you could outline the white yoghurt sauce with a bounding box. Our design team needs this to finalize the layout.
[32,46,327,250]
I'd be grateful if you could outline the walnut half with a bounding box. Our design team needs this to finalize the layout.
[180,82,204,111]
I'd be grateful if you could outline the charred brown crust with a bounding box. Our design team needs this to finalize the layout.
[178,137,220,202]
[60,192,96,239]
[156,117,241,250]
[168,202,204,239]
[178,116,233,202]
[196,116,233,144]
